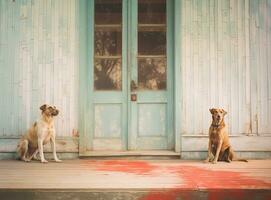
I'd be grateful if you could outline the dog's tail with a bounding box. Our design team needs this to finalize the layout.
[16,139,25,160]
[231,149,248,162]
[233,158,248,162]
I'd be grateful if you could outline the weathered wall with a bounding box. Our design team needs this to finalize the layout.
[0,0,79,139]
[179,0,271,157]
[0,0,270,158]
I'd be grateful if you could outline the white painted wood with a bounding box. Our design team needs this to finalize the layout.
[182,135,271,152]
[0,0,79,137]
[267,0,271,135]
[0,0,270,154]
[179,0,271,137]
[0,137,78,153]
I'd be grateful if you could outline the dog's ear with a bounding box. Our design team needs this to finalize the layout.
[222,109,227,116]
[40,104,47,111]
[209,108,215,114]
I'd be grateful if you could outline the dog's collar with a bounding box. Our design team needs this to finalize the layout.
[211,124,221,128]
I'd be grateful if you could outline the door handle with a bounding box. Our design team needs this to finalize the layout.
[131,94,137,101]
[130,80,138,92]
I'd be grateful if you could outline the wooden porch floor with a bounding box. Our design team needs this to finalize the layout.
[0,159,271,199]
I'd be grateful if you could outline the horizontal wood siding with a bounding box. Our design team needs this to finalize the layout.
[0,0,79,137]
[180,0,271,136]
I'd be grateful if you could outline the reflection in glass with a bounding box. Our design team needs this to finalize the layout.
[95,0,122,24]
[94,0,122,91]
[138,31,166,55]
[138,58,166,90]
[138,0,166,24]
[95,31,122,56]
[94,59,122,90]
[138,0,167,90]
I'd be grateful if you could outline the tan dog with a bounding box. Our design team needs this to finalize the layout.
[17,104,62,163]
[204,108,247,164]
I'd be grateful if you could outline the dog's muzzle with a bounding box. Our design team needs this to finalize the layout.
[52,110,59,116]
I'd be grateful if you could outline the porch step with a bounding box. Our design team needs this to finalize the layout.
[1,189,270,200]
[79,150,180,159]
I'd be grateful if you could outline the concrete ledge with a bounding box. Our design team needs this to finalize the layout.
[80,150,180,157]
[182,135,271,151]
[0,189,270,200]
[1,151,271,160]
[181,151,271,160]
[0,137,79,153]
[0,152,79,160]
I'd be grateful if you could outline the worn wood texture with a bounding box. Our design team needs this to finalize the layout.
[0,0,79,137]
[0,137,78,153]
[0,159,270,190]
[0,0,270,155]
[179,0,271,137]
[182,135,271,152]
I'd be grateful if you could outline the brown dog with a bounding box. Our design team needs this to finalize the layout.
[17,104,62,163]
[204,108,247,164]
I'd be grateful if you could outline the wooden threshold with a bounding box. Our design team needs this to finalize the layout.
[79,150,180,157]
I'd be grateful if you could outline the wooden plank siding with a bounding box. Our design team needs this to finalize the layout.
[0,0,79,138]
[0,0,270,158]
[179,0,271,136]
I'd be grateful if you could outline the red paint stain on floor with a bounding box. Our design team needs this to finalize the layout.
[82,160,156,175]
[139,189,192,200]
[168,165,271,189]
[84,160,271,189]
[141,164,271,200]
[83,160,271,200]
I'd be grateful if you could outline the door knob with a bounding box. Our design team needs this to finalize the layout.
[130,80,138,91]
[131,94,137,101]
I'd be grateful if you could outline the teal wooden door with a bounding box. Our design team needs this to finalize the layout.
[89,0,128,151]
[128,0,174,150]
[87,0,174,152]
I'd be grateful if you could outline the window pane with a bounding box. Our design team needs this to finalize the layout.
[95,0,122,24]
[95,31,122,56]
[138,0,167,90]
[94,0,122,91]
[138,31,166,55]
[94,59,122,90]
[138,0,166,24]
[138,58,166,90]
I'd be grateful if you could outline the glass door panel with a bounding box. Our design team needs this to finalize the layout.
[129,0,173,150]
[90,0,126,151]
[94,0,122,90]
[137,0,167,90]
[86,0,173,152]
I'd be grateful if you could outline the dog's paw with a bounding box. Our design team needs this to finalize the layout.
[55,159,62,163]
[41,159,48,163]
[33,156,40,161]
[204,159,210,163]
[212,160,217,164]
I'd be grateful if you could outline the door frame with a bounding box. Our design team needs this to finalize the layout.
[78,0,181,155]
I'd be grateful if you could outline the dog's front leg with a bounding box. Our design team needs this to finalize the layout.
[38,138,48,163]
[28,149,39,161]
[212,139,223,164]
[20,140,30,162]
[204,140,212,163]
[50,135,62,162]
[33,150,40,160]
